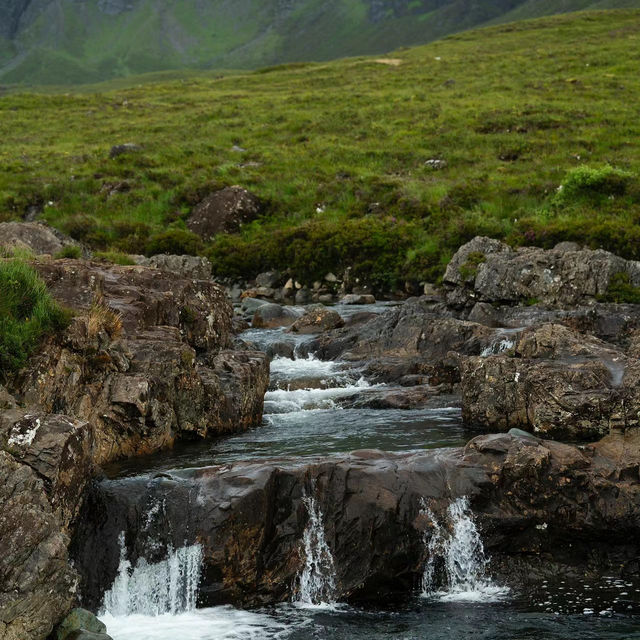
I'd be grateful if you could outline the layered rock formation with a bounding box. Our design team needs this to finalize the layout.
[0,255,269,639]
[72,430,640,609]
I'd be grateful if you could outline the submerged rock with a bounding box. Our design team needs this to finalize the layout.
[55,608,107,640]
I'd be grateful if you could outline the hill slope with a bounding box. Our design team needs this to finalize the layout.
[1,10,640,291]
[2,0,640,85]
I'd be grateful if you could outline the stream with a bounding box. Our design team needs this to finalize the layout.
[93,304,640,639]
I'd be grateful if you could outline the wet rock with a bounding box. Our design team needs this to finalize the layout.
[241,297,270,315]
[288,305,344,334]
[308,298,490,362]
[255,271,282,288]
[187,186,263,240]
[252,303,301,329]
[55,608,106,640]
[139,254,212,280]
[231,315,250,334]
[0,451,78,640]
[0,221,83,256]
[444,236,640,307]
[294,287,311,305]
[341,293,376,305]
[73,432,640,608]
[109,143,142,158]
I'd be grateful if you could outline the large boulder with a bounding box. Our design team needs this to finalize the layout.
[0,222,83,256]
[444,236,640,307]
[186,186,263,240]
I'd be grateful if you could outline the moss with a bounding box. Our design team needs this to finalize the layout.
[458,251,487,281]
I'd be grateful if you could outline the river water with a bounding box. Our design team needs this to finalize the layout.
[98,304,640,639]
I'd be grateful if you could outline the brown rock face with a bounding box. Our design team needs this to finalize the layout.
[187,186,263,240]
[8,260,267,465]
[72,432,640,609]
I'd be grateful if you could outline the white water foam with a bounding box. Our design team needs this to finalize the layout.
[101,533,203,617]
[270,354,339,378]
[421,497,509,603]
[101,606,289,640]
[265,378,376,413]
[296,492,338,608]
[481,337,515,357]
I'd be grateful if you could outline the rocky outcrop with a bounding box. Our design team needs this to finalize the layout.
[444,236,640,307]
[7,259,268,464]
[459,323,634,439]
[0,258,270,639]
[0,222,83,256]
[72,430,640,609]
[187,186,263,240]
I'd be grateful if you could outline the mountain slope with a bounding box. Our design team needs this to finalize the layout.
[2,0,640,85]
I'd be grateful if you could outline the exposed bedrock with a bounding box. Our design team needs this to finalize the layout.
[8,259,269,464]
[444,236,640,308]
[72,431,640,610]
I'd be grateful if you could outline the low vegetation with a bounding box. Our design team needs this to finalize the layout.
[0,259,70,376]
[1,11,640,289]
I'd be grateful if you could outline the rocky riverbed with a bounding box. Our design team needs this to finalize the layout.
[2,230,640,640]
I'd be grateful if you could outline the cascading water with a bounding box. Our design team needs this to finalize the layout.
[296,492,338,607]
[421,497,509,602]
[101,532,203,616]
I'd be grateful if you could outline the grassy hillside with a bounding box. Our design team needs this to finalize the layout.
[2,0,640,86]
[1,10,640,290]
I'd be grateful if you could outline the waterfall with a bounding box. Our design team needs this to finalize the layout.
[101,532,203,616]
[481,336,515,357]
[296,492,338,606]
[421,497,509,602]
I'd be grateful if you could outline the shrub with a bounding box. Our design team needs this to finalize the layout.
[0,259,70,377]
[145,229,203,256]
[597,272,640,304]
[553,165,635,207]
[458,251,487,280]
[55,245,82,259]
[94,251,136,266]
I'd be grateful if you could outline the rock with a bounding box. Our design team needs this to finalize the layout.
[255,271,282,288]
[308,298,491,363]
[288,305,344,334]
[242,286,276,300]
[251,303,301,329]
[467,302,501,327]
[0,450,78,640]
[294,287,311,305]
[109,143,141,158]
[73,432,640,608]
[0,222,83,256]
[231,315,250,334]
[554,241,582,252]
[8,260,267,465]
[240,297,270,315]
[324,272,338,283]
[140,255,212,280]
[186,186,263,240]
[317,294,334,303]
[444,236,640,307]
[55,608,106,640]
[65,632,113,640]
[341,293,376,305]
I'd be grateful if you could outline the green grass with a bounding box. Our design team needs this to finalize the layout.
[1,11,640,289]
[0,259,70,377]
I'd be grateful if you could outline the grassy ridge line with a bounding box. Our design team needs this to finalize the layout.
[1,10,640,289]
[3,0,640,86]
